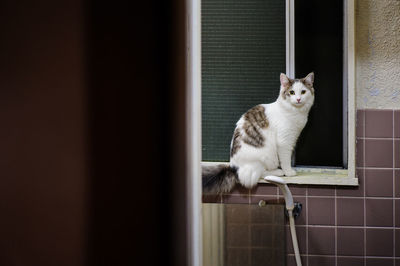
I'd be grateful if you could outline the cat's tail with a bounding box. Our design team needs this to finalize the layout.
[202,164,238,194]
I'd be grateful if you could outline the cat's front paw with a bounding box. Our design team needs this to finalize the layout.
[264,169,285,177]
[284,169,297,177]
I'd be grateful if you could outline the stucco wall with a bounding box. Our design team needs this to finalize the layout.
[356,0,400,109]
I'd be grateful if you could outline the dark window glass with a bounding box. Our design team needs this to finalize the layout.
[295,0,344,167]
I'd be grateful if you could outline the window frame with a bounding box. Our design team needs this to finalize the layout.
[192,0,357,190]
[197,0,357,186]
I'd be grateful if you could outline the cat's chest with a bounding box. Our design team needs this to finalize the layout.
[270,110,307,131]
[269,113,307,145]
[284,114,306,129]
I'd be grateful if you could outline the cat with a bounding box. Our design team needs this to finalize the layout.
[202,72,315,194]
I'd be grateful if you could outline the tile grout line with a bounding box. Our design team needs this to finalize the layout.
[363,110,367,266]
[306,186,309,266]
[284,224,400,229]
[258,194,400,200]
[287,254,400,259]
[358,137,400,140]
[393,110,396,266]
[335,186,338,266]
[357,166,400,170]
[281,194,400,200]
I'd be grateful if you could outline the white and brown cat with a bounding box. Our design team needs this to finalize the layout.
[203,72,315,193]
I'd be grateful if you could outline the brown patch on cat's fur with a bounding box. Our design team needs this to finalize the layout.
[230,105,269,156]
[281,78,294,99]
[281,73,314,98]
[230,128,242,157]
[242,105,268,148]
[300,72,315,94]
[282,78,315,98]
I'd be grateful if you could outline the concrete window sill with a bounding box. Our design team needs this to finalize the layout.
[201,162,359,186]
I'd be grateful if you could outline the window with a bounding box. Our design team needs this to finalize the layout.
[201,0,357,185]
[294,0,345,168]
[202,0,285,162]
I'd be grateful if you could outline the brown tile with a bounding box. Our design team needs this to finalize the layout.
[286,255,306,266]
[365,109,393,138]
[308,227,335,255]
[366,258,394,266]
[286,226,306,254]
[308,256,335,266]
[202,194,221,203]
[308,186,335,196]
[229,184,250,195]
[290,196,306,225]
[396,229,400,257]
[356,109,365,137]
[396,170,400,197]
[226,204,250,224]
[249,195,280,205]
[250,225,274,247]
[251,248,284,266]
[337,257,364,266]
[366,228,394,256]
[396,200,400,227]
[395,110,400,138]
[226,248,249,266]
[226,224,250,247]
[365,139,393,168]
[272,204,285,225]
[280,184,306,196]
[222,194,249,204]
[365,169,393,197]
[356,138,364,167]
[250,204,280,224]
[337,198,364,226]
[366,199,393,227]
[250,183,277,196]
[397,259,400,266]
[337,228,364,256]
[396,140,400,168]
[337,168,365,197]
[308,197,335,225]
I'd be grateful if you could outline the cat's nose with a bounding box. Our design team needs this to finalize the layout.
[296,98,301,103]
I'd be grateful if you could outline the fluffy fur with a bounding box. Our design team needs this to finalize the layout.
[203,72,315,193]
[202,165,238,194]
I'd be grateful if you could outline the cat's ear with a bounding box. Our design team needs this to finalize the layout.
[280,73,291,88]
[303,72,314,88]
[280,73,292,99]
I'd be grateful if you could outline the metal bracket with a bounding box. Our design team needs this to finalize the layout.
[285,202,303,219]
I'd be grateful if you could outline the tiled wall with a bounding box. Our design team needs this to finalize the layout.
[203,109,400,266]
[225,204,285,266]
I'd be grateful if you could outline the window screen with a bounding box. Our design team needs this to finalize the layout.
[202,0,286,162]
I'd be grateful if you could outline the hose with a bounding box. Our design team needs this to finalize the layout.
[264,176,302,266]
[288,209,302,266]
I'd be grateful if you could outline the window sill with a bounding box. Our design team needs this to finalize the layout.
[201,162,359,186]
[261,167,358,186]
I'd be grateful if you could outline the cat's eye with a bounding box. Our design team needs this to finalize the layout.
[301,90,306,95]
[289,90,295,95]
